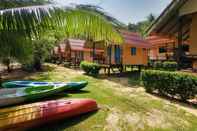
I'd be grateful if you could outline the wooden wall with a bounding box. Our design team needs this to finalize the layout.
[189,13,197,69]
[105,43,148,66]
[122,44,148,65]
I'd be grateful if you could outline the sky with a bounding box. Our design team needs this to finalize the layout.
[55,0,172,24]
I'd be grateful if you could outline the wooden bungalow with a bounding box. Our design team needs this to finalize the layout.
[53,30,150,74]
[146,0,197,70]
[102,30,150,73]
[53,39,105,65]
[146,34,190,61]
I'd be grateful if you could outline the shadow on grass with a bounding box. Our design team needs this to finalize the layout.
[149,92,197,109]
[28,111,98,131]
[66,90,90,94]
[42,64,56,72]
[0,64,57,84]
[93,71,142,88]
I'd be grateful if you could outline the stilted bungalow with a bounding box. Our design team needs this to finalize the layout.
[146,0,197,70]
[102,30,150,74]
[53,39,105,65]
[146,34,190,61]
[53,30,150,74]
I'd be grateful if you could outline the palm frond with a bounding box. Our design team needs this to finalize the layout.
[0,4,123,44]
[77,4,127,29]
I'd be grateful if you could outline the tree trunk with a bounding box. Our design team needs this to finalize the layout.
[5,58,11,73]
[34,59,42,71]
[7,64,11,72]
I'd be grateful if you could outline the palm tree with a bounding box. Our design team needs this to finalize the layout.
[0,3,123,71]
[0,0,51,9]
[0,4,122,42]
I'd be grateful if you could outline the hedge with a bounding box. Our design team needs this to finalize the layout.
[80,61,101,76]
[153,61,163,69]
[162,61,178,71]
[152,61,178,71]
[141,70,197,101]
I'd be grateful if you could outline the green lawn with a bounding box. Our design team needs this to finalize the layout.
[20,64,197,131]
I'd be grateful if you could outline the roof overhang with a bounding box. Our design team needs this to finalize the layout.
[146,0,191,40]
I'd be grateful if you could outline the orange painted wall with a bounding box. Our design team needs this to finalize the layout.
[122,44,148,65]
[104,43,148,65]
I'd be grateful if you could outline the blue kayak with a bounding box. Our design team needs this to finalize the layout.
[1,81,88,91]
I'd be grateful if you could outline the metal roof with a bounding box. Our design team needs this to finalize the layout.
[119,30,151,48]
[68,39,104,52]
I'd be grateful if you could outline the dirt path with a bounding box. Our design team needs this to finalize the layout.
[147,93,197,117]
[101,77,197,117]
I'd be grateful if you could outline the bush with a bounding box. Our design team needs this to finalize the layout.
[153,61,163,69]
[148,60,154,67]
[80,61,101,76]
[141,70,197,101]
[162,61,178,71]
[152,61,178,71]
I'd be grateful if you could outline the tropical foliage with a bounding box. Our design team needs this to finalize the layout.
[128,13,156,36]
[0,4,123,43]
[142,70,197,101]
[80,61,101,76]
[150,61,178,71]
[0,0,51,9]
[0,2,123,71]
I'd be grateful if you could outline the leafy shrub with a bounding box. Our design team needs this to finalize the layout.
[153,61,163,69]
[148,60,154,67]
[162,61,178,71]
[152,61,178,71]
[80,61,101,76]
[141,70,197,101]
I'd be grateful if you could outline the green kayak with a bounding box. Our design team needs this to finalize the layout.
[2,81,88,91]
[0,84,69,107]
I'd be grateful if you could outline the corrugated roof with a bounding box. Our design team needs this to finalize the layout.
[68,39,85,51]
[69,39,104,52]
[119,30,151,48]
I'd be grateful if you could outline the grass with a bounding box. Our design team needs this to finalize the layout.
[7,64,197,131]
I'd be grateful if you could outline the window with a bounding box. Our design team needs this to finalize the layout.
[159,47,167,53]
[131,47,136,56]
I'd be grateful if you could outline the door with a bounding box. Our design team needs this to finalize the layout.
[115,45,121,64]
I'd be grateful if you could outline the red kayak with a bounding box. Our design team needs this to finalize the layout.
[0,99,98,131]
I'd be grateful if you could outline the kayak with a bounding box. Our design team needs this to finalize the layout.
[0,84,69,107]
[2,81,88,91]
[66,81,88,91]
[0,99,98,131]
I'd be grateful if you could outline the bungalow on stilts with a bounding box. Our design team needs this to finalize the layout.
[146,0,197,71]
